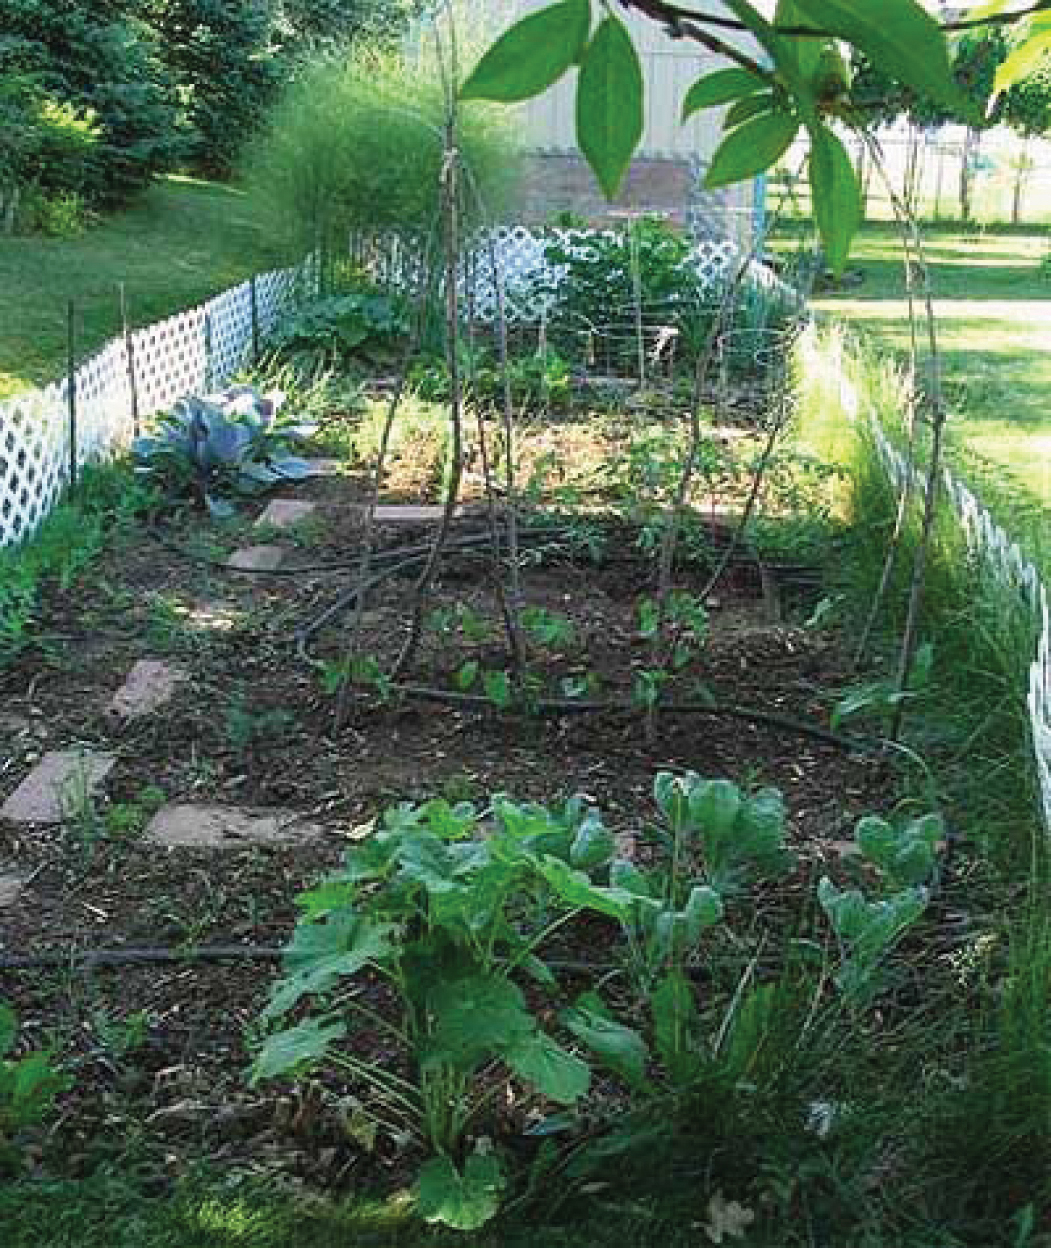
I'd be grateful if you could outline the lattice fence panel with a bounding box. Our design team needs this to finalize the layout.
[0,386,68,549]
[464,226,753,325]
[68,339,134,463]
[0,257,312,550]
[206,282,254,385]
[131,307,208,420]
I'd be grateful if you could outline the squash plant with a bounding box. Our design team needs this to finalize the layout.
[251,793,635,1231]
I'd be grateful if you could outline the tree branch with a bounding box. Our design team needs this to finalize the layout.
[615,0,1051,41]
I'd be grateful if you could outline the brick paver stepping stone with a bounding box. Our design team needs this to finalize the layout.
[302,458,344,477]
[0,874,27,908]
[109,660,186,720]
[255,499,317,529]
[1,750,117,825]
[0,712,32,738]
[226,544,285,572]
[370,504,461,524]
[145,804,323,848]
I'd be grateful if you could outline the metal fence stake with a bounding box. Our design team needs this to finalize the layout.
[66,300,78,490]
[119,283,141,439]
[249,276,260,365]
[204,311,214,392]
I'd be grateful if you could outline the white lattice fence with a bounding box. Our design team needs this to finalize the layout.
[0,386,67,549]
[831,339,1051,837]
[0,257,311,550]
[465,226,776,325]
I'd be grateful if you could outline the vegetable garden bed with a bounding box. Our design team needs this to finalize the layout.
[0,392,958,1234]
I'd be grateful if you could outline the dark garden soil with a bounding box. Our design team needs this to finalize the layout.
[0,446,894,1195]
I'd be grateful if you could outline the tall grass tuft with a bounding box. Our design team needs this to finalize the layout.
[238,39,522,276]
[795,324,1044,871]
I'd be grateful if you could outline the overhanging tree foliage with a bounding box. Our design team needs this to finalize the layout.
[461,0,1051,272]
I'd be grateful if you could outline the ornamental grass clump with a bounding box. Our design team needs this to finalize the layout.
[238,40,522,276]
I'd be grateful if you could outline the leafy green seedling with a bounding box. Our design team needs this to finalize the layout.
[521,606,576,650]
[855,812,944,888]
[0,1002,71,1174]
[817,877,928,1007]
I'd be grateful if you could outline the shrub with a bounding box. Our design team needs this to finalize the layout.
[0,1,182,205]
[0,77,102,232]
[536,218,716,371]
[144,0,283,177]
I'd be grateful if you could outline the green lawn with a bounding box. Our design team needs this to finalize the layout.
[809,223,1050,547]
[0,177,286,400]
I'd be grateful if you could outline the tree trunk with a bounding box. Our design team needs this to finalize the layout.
[959,128,979,223]
[1012,139,1030,225]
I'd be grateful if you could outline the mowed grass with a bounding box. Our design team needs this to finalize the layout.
[0,177,286,400]
[808,222,1051,552]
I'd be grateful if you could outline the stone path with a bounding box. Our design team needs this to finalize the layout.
[109,660,186,720]
[0,478,352,894]
[145,804,324,848]
[1,750,117,825]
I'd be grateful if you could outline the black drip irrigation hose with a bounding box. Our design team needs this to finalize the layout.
[0,945,283,972]
[292,526,578,660]
[394,684,876,754]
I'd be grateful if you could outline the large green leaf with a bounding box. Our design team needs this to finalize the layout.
[424,973,535,1070]
[416,1151,506,1231]
[576,15,644,199]
[792,0,976,121]
[538,857,635,919]
[724,92,777,130]
[720,0,818,127]
[460,0,590,102]
[855,813,942,888]
[394,831,488,894]
[265,911,395,1020]
[563,996,650,1089]
[818,878,928,959]
[569,813,615,870]
[682,68,768,120]
[688,778,742,842]
[505,1031,590,1104]
[808,123,862,277]
[0,1003,15,1058]
[774,0,824,82]
[251,1018,346,1083]
[610,857,653,900]
[994,15,1051,95]
[651,971,702,1085]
